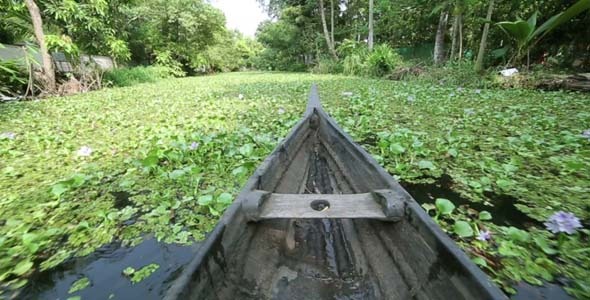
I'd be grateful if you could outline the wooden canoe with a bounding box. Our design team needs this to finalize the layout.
[164,85,507,300]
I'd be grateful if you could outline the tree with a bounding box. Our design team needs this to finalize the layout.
[475,0,495,72]
[433,11,449,64]
[129,0,226,71]
[368,0,374,51]
[318,0,338,59]
[24,0,55,93]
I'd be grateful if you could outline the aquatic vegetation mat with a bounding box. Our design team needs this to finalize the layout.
[0,73,588,298]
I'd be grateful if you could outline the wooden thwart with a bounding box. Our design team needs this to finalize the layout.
[243,189,405,222]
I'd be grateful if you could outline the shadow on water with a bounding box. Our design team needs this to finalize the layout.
[512,281,573,300]
[401,175,572,300]
[17,237,201,300]
[400,174,540,229]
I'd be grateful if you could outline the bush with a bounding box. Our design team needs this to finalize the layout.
[0,59,28,97]
[407,60,492,88]
[366,44,403,77]
[311,58,343,74]
[103,66,177,87]
[342,54,367,76]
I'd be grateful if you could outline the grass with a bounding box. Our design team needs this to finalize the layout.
[0,72,589,297]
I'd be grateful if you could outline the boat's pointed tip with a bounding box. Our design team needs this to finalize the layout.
[305,84,323,115]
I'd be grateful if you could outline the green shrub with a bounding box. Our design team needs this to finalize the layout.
[103,66,177,87]
[311,58,343,74]
[0,59,28,97]
[154,50,186,77]
[366,44,403,77]
[342,54,367,76]
[408,60,493,88]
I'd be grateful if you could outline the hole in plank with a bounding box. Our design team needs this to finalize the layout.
[310,199,330,212]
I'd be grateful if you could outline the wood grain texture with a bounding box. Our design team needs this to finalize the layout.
[259,193,387,219]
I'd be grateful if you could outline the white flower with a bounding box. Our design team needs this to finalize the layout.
[77,146,93,157]
[238,94,244,100]
[341,92,353,97]
[0,132,16,140]
[278,108,285,115]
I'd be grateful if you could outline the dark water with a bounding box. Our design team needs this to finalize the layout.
[400,175,540,229]
[17,237,201,300]
[512,281,572,300]
[400,176,571,300]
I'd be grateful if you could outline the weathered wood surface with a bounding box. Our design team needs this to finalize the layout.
[259,193,386,219]
[538,73,590,92]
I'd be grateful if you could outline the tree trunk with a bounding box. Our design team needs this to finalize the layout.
[458,14,463,59]
[450,14,459,59]
[434,11,449,65]
[319,0,338,59]
[24,0,56,93]
[330,0,335,45]
[368,0,374,51]
[475,0,495,72]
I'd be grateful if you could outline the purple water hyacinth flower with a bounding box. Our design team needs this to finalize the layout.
[581,129,590,139]
[449,92,456,97]
[457,87,464,92]
[77,146,93,157]
[407,95,415,103]
[189,142,199,150]
[545,211,582,234]
[238,94,244,100]
[475,89,482,94]
[477,230,491,241]
[1,132,16,140]
[278,107,285,115]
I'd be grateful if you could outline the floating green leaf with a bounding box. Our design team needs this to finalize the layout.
[197,195,213,206]
[217,193,233,205]
[69,277,90,294]
[435,198,455,215]
[453,221,474,238]
[13,260,34,276]
[479,211,492,221]
[123,264,159,284]
[418,160,435,170]
[506,227,530,243]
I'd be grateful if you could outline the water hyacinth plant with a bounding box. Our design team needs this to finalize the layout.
[0,132,16,139]
[76,146,93,157]
[477,230,492,241]
[189,142,199,151]
[545,211,582,234]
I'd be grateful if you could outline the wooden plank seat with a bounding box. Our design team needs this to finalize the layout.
[242,189,406,222]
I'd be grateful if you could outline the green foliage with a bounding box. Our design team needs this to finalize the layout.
[0,58,28,96]
[68,277,90,293]
[497,0,590,64]
[43,0,132,61]
[366,44,403,77]
[45,34,79,57]
[408,60,490,88]
[123,263,159,284]
[129,0,226,72]
[103,66,176,87]
[197,31,263,73]
[154,50,186,77]
[311,58,343,74]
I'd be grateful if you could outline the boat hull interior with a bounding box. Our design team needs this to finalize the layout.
[165,95,505,300]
